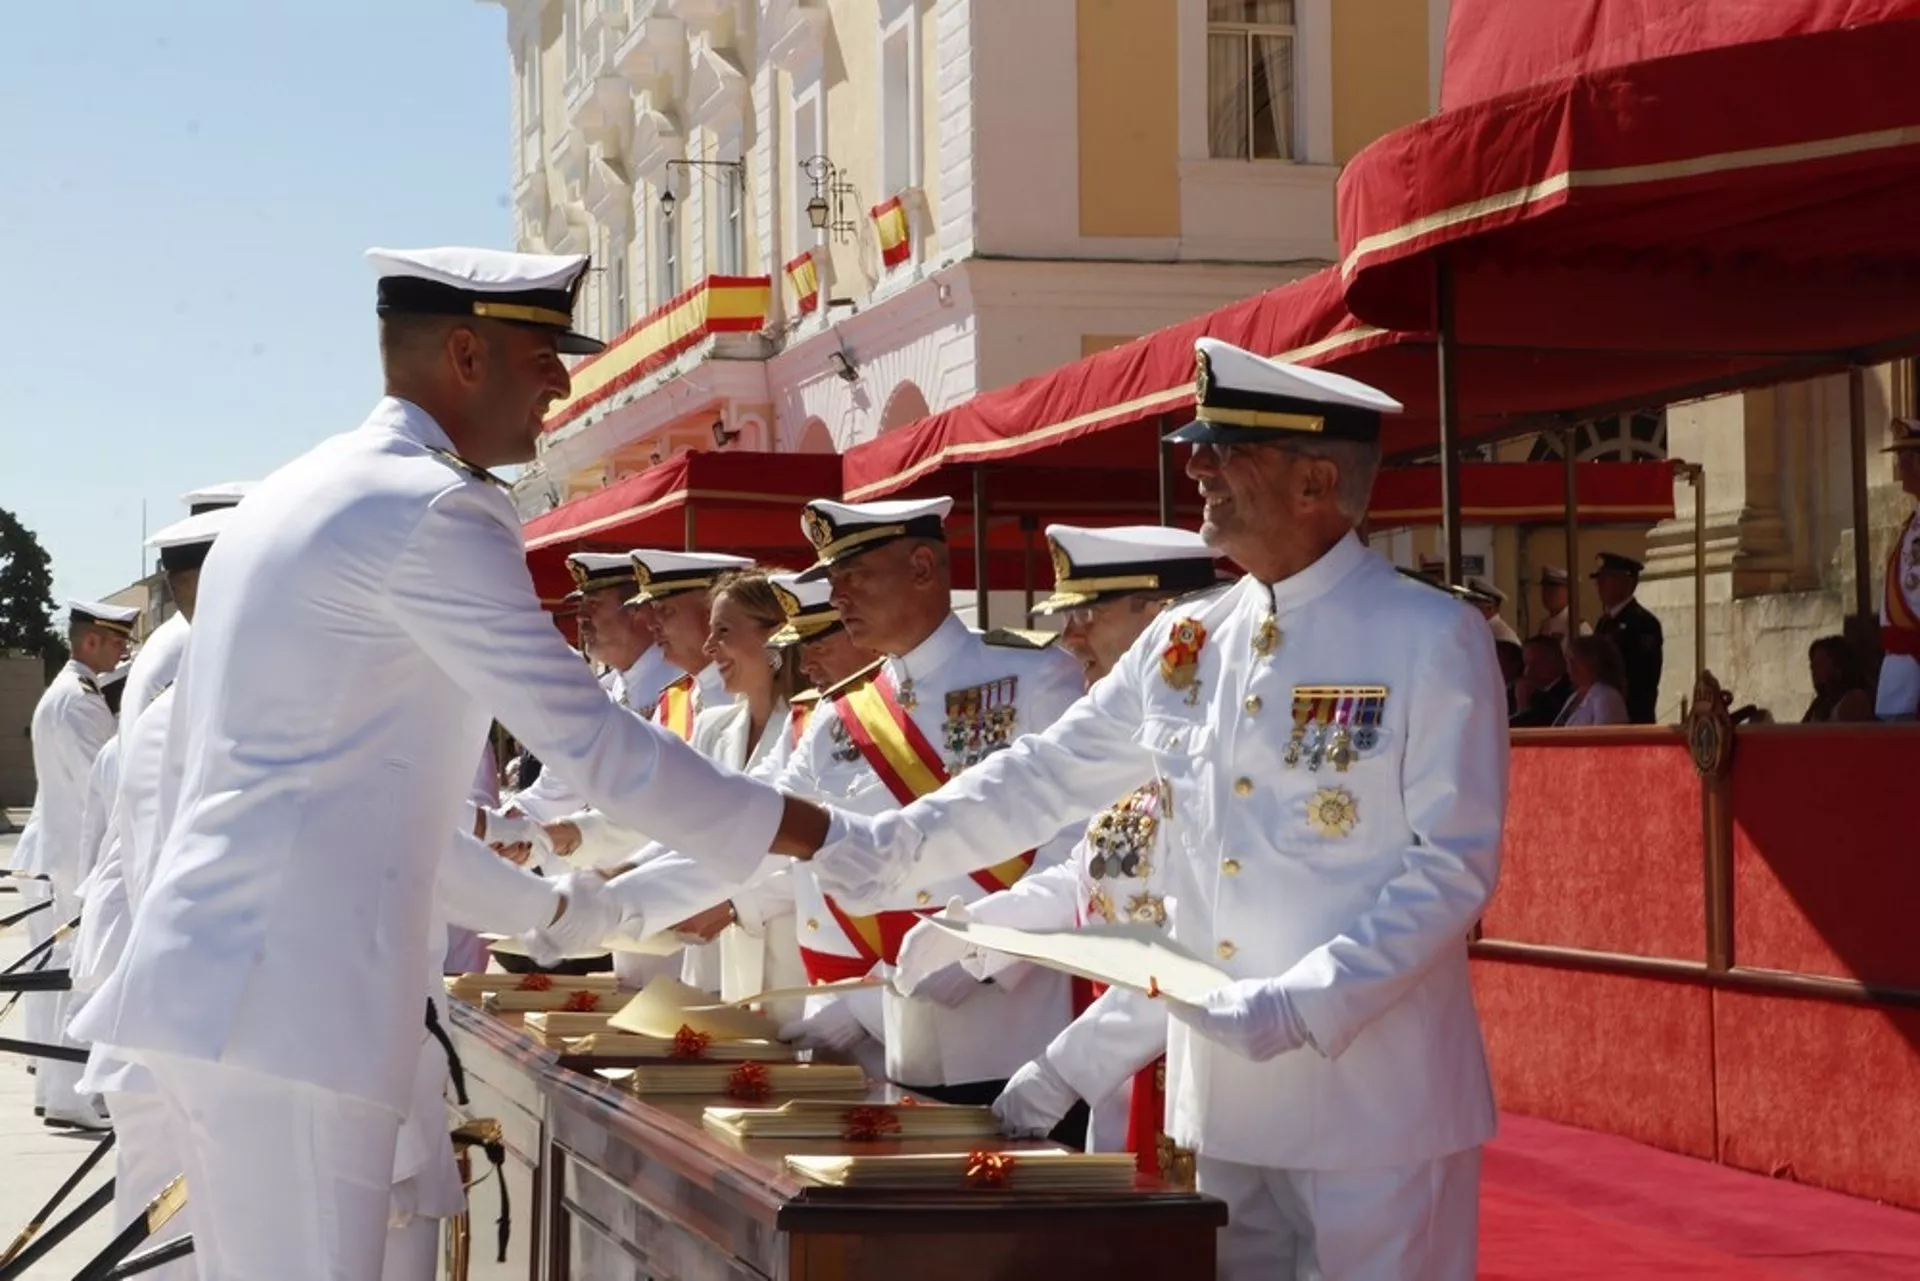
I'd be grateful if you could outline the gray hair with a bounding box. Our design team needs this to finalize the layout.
[1281,439,1381,522]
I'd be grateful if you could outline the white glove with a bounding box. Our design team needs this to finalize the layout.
[810,809,916,908]
[992,1056,1081,1139]
[777,1000,869,1053]
[525,871,622,967]
[481,807,555,861]
[892,899,976,996]
[1166,977,1311,1063]
[911,962,986,1009]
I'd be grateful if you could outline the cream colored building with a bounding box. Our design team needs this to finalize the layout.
[486,0,1444,506]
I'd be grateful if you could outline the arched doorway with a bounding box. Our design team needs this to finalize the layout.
[793,417,834,453]
[879,381,931,434]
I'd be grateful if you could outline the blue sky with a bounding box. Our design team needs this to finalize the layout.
[1,2,512,609]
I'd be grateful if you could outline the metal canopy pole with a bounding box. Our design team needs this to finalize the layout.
[972,467,990,629]
[1435,258,1465,584]
[1021,515,1037,618]
[682,501,697,552]
[1562,426,1582,637]
[1848,367,1873,620]
[1675,462,1708,681]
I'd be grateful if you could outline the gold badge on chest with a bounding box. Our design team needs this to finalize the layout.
[1307,787,1359,838]
[1084,783,1170,925]
[1159,618,1209,706]
[943,677,1019,770]
[1282,685,1388,772]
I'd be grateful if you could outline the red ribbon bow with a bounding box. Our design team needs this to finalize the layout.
[516,973,554,992]
[841,1106,902,1142]
[965,1150,1016,1189]
[671,1024,712,1060]
[562,990,600,1012]
[725,1062,772,1101]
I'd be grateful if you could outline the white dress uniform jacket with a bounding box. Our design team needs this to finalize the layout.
[74,397,784,1114]
[778,615,1085,1088]
[24,659,117,900]
[121,611,188,737]
[70,739,126,997]
[863,536,1507,1169]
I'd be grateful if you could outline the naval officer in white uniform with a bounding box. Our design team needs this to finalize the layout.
[73,246,828,1281]
[810,338,1507,1280]
[22,599,133,1128]
[119,482,254,737]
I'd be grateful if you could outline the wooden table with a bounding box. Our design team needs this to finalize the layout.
[448,999,1226,1281]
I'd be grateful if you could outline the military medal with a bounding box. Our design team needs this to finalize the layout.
[1252,611,1280,658]
[1159,618,1208,705]
[1306,787,1359,838]
[1289,686,1390,769]
[1124,892,1168,926]
[1283,696,1314,768]
[943,678,1019,771]
[897,675,919,712]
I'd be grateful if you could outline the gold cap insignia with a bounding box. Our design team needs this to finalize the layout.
[802,507,834,552]
[566,559,590,589]
[1194,348,1214,406]
[772,581,803,619]
[1048,538,1072,587]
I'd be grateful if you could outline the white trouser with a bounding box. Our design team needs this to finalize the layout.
[1200,1147,1481,1281]
[148,1054,404,1281]
[37,931,92,1118]
[103,1091,194,1279]
[380,1216,438,1281]
[19,880,55,1069]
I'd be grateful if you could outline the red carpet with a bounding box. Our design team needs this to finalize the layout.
[1480,1114,1920,1279]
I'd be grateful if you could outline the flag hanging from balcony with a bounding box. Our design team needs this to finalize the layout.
[786,251,821,315]
[871,196,911,268]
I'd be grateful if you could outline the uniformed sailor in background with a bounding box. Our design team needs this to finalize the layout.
[892,524,1219,1179]
[811,337,1507,1280]
[1536,566,1589,648]
[769,497,1084,1111]
[771,570,880,700]
[73,245,825,1281]
[73,508,236,1278]
[119,482,255,736]
[1465,575,1521,646]
[22,599,133,1128]
[1590,551,1664,723]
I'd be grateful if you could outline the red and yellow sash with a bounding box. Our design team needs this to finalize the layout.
[654,675,697,742]
[1070,975,1168,1178]
[787,693,819,750]
[800,670,1035,978]
[1885,513,1920,657]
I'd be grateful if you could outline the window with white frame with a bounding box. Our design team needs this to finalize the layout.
[654,195,680,306]
[1207,0,1295,160]
[792,94,821,249]
[879,22,912,196]
[714,154,744,276]
[564,0,582,88]
[607,238,630,335]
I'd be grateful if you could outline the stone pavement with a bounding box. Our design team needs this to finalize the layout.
[0,827,115,1278]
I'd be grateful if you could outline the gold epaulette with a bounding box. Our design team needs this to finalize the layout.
[423,445,509,490]
[982,627,1058,650]
[1166,581,1234,609]
[818,657,886,701]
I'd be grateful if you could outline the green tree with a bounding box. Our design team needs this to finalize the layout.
[0,507,63,676]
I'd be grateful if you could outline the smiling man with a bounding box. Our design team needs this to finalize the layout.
[73,246,828,1281]
[808,338,1509,1280]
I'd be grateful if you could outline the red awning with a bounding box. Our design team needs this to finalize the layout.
[1339,7,1920,403]
[521,450,842,603]
[1368,461,1675,526]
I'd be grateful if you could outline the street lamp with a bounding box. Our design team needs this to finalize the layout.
[798,154,855,242]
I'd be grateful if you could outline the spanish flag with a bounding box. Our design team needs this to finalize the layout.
[870,196,911,268]
[785,251,820,315]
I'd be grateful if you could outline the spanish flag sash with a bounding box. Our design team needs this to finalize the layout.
[788,692,820,750]
[1884,512,1920,657]
[654,675,697,742]
[803,670,1036,978]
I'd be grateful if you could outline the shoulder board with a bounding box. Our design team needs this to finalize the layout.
[77,674,101,697]
[422,445,509,490]
[1165,581,1234,610]
[982,627,1057,650]
[819,657,886,701]
[663,672,696,692]
[790,688,824,708]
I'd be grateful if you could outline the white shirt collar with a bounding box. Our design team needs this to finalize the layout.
[369,396,458,456]
[886,613,971,687]
[1604,597,1632,618]
[1256,531,1371,618]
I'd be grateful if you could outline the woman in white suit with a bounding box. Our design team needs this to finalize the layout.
[671,571,813,1021]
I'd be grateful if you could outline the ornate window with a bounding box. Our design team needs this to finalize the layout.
[1207,1,1296,161]
[1527,411,1669,462]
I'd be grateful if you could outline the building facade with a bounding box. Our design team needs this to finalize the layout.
[488,0,1442,510]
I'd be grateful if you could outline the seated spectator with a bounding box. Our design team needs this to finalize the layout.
[1495,639,1525,715]
[1510,636,1576,727]
[1555,635,1631,727]
[1802,635,1874,723]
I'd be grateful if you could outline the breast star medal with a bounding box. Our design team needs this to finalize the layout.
[1306,787,1359,838]
[1159,618,1209,706]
